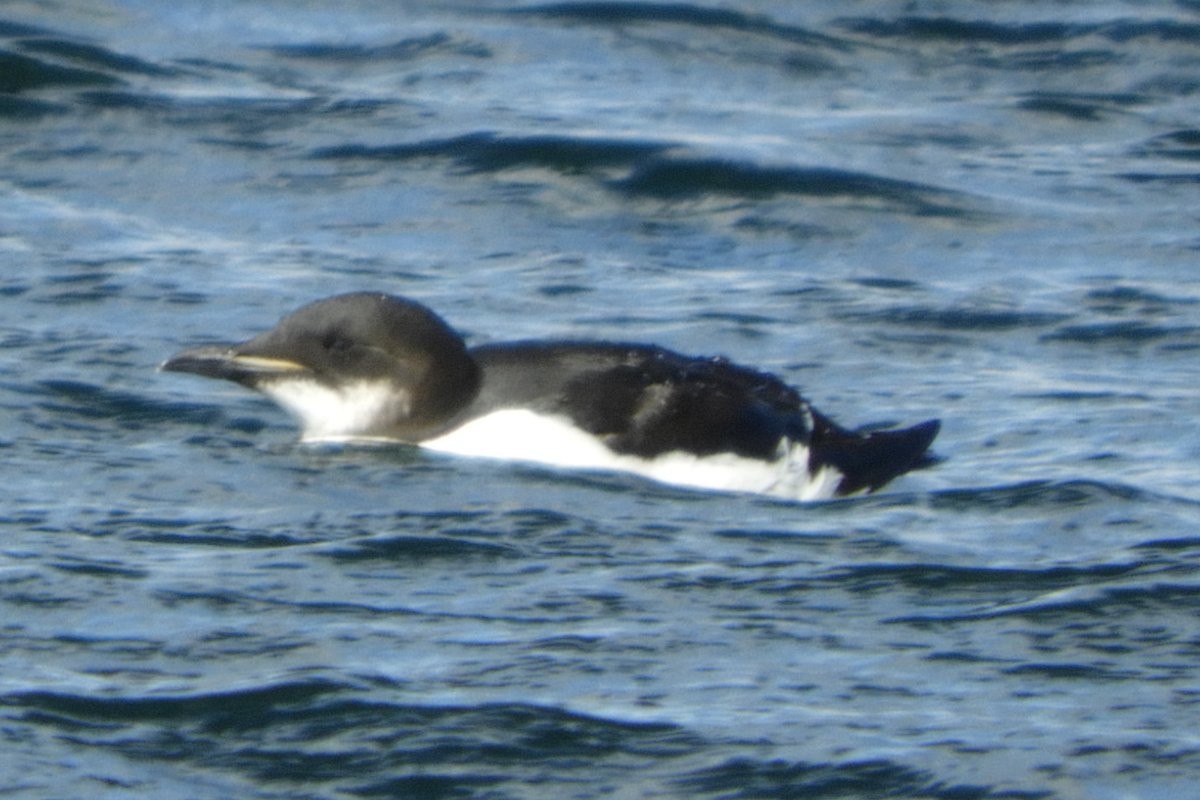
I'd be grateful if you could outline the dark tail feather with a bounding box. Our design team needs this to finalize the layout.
[810,416,941,496]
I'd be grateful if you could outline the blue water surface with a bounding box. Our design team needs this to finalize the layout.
[2,2,1200,798]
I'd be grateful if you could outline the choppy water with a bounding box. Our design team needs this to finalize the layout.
[3,2,1200,798]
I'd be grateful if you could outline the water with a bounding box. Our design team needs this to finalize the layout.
[2,1,1200,797]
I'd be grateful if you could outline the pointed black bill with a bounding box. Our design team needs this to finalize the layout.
[160,346,309,386]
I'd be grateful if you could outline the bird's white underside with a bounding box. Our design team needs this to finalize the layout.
[260,379,844,501]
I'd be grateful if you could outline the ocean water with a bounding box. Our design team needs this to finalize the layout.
[3,1,1200,798]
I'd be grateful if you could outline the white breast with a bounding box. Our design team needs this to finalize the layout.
[421,408,844,502]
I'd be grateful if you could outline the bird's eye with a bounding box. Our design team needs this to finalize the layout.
[321,332,351,352]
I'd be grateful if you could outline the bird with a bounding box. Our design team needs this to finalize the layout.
[161,292,939,501]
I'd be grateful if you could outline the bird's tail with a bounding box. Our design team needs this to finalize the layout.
[809,415,941,496]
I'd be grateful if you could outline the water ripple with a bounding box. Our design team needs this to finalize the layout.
[3,682,702,796]
[19,37,181,77]
[319,533,520,563]
[676,755,1051,800]
[839,15,1200,47]
[513,2,853,51]
[0,49,121,93]
[615,157,973,217]
[928,479,1161,511]
[312,131,672,173]
[264,32,492,62]
[312,131,977,216]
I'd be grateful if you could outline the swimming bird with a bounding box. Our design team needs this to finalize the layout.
[161,292,939,500]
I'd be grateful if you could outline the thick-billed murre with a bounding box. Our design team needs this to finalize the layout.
[161,292,939,500]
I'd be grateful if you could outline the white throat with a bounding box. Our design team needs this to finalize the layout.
[259,378,408,441]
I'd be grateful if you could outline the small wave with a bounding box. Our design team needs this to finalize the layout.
[123,522,313,549]
[898,578,1200,625]
[19,37,180,77]
[0,94,66,118]
[851,277,922,292]
[0,49,121,93]
[1132,535,1200,554]
[675,755,1045,800]
[854,304,1069,331]
[5,684,699,795]
[313,131,672,174]
[264,31,492,62]
[827,560,1136,597]
[5,677,348,724]
[36,378,230,430]
[998,49,1121,72]
[1013,389,1152,403]
[1039,320,1200,347]
[839,15,1200,47]
[0,19,49,38]
[1132,129,1200,162]
[75,89,180,113]
[839,16,1080,45]
[615,157,972,217]
[48,556,149,581]
[314,131,977,216]
[1115,171,1200,186]
[1002,662,1141,681]
[1100,18,1200,44]
[1084,284,1188,310]
[319,533,519,563]
[929,479,1158,512]
[512,2,851,51]
[1017,91,1146,122]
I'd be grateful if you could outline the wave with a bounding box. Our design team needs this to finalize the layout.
[315,131,976,216]
[1016,91,1148,122]
[0,24,187,97]
[675,755,1046,800]
[511,2,852,51]
[1116,171,1200,186]
[834,15,1200,84]
[0,48,121,93]
[1084,284,1187,309]
[926,479,1177,511]
[893,575,1200,626]
[263,31,492,62]
[827,559,1138,597]
[18,37,180,77]
[0,19,48,38]
[0,93,66,117]
[1132,129,1200,161]
[5,676,347,724]
[838,15,1200,47]
[1040,320,1200,347]
[850,304,1070,332]
[319,532,520,563]
[34,378,234,431]
[4,681,699,795]
[0,24,336,131]
[313,131,672,173]
[614,157,972,216]
[840,16,1084,45]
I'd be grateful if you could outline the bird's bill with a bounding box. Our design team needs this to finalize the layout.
[160,346,309,384]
